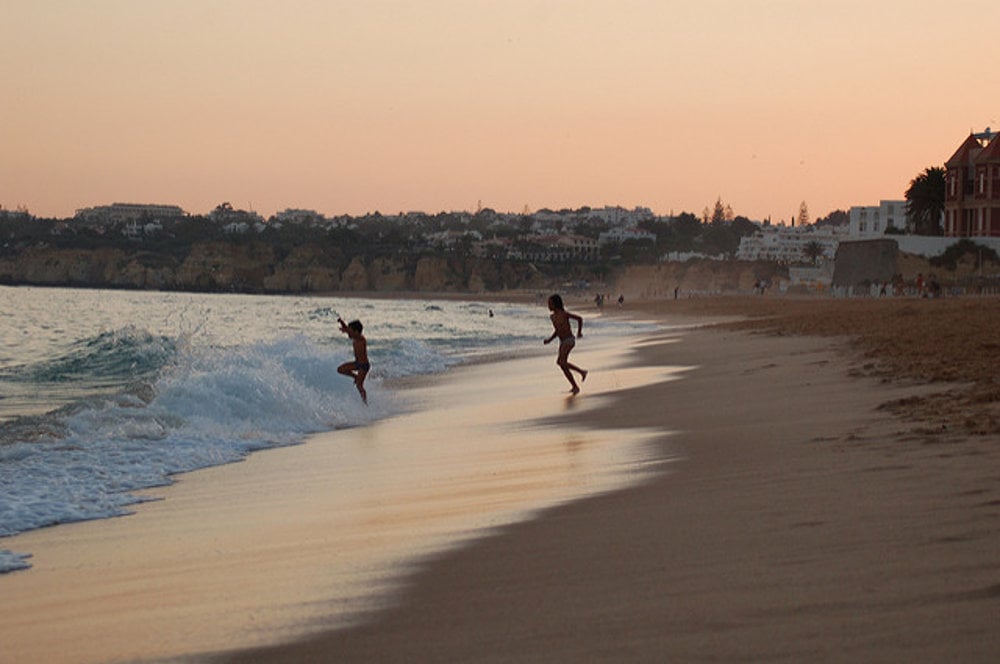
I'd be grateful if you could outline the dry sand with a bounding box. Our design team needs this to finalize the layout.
[217,295,1000,663]
[637,295,1000,435]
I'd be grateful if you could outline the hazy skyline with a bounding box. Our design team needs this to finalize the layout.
[4,1,999,222]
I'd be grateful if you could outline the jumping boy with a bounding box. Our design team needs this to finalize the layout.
[337,316,369,404]
[543,294,588,394]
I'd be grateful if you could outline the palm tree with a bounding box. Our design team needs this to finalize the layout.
[905,167,945,236]
[803,240,825,264]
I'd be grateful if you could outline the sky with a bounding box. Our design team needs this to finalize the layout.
[3,0,999,223]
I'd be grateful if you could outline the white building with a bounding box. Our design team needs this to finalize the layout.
[75,202,186,223]
[426,229,483,248]
[598,226,656,246]
[587,206,655,226]
[123,220,163,238]
[273,209,326,225]
[509,234,599,262]
[737,225,846,263]
[848,200,908,238]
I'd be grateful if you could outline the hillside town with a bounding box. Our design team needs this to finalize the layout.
[2,130,1000,295]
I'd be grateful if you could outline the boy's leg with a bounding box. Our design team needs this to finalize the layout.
[557,346,580,392]
[355,370,368,404]
[562,346,587,381]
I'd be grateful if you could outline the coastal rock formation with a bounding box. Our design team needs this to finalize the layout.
[0,247,130,286]
[369,257,410,291]
[614,261,784,299]
[339,257,371,291]
[413,257,449,291]
[0,242,802,296]
[0,242,758,296]
[175,242,277,291]
[263,245,341,292]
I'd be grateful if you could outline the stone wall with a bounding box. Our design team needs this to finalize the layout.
[832,240,898,288]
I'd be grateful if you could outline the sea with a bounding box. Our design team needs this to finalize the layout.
[0,286,655,574]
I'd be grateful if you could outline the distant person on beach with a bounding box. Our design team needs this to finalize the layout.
[544,294,588,394]
[337,317,369,404]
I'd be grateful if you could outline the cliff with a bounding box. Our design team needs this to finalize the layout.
[0,242,551,294]
[612,260,788,299]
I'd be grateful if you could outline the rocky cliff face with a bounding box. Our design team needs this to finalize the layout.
[261,245,341,292]
[0,247,134,287]
[613,261,787,299]
[0,242,550,294]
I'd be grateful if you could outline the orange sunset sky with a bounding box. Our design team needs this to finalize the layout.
[3,1,999,222]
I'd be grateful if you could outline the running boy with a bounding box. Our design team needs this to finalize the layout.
[543,294,588,394]
[337,317,369,404]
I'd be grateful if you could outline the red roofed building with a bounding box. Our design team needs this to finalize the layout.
[944,129,1000,237]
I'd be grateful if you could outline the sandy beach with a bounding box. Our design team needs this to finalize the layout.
[217,296,1000,663]
[3,295,1000,662]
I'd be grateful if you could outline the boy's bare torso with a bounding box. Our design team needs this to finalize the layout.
[352,336,368,365]
[550,310,574,340]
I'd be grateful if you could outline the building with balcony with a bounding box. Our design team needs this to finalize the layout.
[509,234,599,262]
[736,224,845,263]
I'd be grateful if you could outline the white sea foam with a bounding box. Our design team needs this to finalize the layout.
[0,549,31,572]
[0,336,388,545]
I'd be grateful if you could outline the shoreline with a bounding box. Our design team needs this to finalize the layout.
[0,331,673,663]
[218,297,1000,662]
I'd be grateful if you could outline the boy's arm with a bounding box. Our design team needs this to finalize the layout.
[569,312,583,337]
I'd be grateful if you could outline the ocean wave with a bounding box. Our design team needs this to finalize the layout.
[0,333,411,562]
[0,326,177,385]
